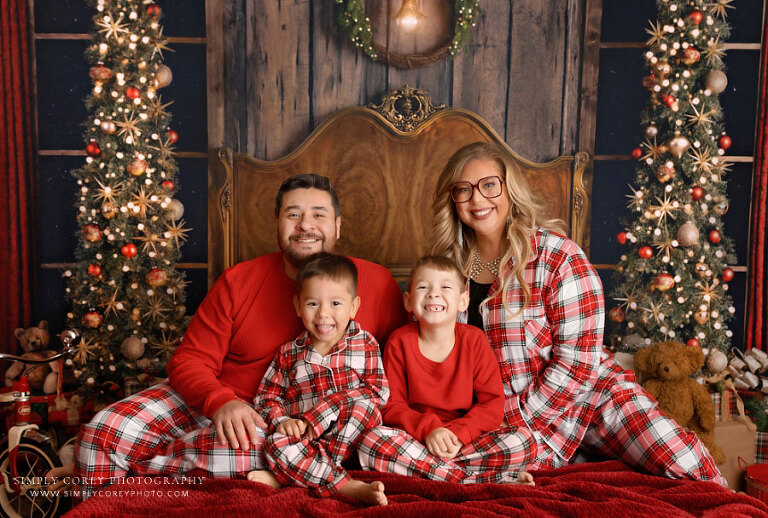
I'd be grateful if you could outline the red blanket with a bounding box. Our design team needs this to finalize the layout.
[65,461,768,517]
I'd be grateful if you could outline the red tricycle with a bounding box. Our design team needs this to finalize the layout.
[0,330,79,518]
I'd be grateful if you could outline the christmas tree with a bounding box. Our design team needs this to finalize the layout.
[64,0,190,402]
[609,0,737,353]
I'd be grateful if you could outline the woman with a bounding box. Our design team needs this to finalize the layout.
[428,142,725,485]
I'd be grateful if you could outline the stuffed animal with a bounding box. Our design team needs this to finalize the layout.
[634,340,725,464]
[4,320,60,393]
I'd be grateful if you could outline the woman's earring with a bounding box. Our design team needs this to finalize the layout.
[457,220,464,247]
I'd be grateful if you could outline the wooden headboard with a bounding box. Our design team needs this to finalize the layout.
[209,86,591,285]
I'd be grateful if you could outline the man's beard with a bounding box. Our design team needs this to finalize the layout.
[279,232,328,268]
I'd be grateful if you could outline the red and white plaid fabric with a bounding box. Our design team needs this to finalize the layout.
[254,320,388,494]
[74,383,266,500]
[482,228,725,485]
[358,425,536,483]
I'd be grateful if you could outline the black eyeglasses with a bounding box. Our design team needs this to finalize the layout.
[449,176,503,203]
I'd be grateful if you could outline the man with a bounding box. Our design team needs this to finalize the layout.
[74,174,407,499]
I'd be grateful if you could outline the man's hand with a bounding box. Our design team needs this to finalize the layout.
[276,418,308,440]
[212,400,267,450]
[426,427,462,460]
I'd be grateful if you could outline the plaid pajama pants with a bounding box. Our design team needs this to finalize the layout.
[74,383,267,499]
[525,377,728,487]
[264,397,381,496]
[358,426,536,484]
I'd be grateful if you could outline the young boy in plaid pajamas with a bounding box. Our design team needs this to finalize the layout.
[248,252,389,506]
[359,256,536,484]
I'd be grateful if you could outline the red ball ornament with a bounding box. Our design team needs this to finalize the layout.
[708,229,722,244]
[690,186,704,201]
[125,86,141,100]
[146,268,169,287]
[686,338,701,348]
[121,243,138,258]
[86,141,101,157]
[721,267,735,282]
[718,135,732,150]
[161,180,175,190]
[662,94,676,108]
[609,307,625,323]
[168,130,179,144]
[616,232,628,245]
[146,3,162,17]
[689,9,703,24]
[631,147,643,160]
[651,273,675,292]
[87,264,102,276]
[638,246,653,259]
[82,310,103,329]
[126,158,148,177]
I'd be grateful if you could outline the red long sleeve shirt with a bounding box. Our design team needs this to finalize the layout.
[381,322,505,445]
[167,252,407,418]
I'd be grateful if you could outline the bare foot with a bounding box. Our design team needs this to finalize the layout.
[516,471,535,486]
[338,479,387,506]
[247,470,282,488]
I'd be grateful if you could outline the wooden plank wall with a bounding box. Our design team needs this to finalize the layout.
[207,0,589,163]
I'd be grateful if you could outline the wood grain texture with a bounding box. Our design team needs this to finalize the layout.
[506,0,568,161]
[247,0,311,159]
[209,106,583,282]
[451,0,510,139]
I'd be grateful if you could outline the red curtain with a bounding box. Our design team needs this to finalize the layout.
[0,0,35,353]
[746,19,768,351]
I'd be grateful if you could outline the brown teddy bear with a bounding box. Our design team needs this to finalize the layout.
[634,340,725,464]
[4,320,60,393]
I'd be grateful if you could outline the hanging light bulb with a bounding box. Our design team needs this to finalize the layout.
[394,0,424,30]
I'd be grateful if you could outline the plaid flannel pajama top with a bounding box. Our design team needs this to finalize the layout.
[253,320,389,495]
[481,228,725,485]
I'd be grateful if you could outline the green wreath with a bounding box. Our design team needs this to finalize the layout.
[334,0,481,62]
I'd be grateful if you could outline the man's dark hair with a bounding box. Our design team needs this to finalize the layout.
[296,252,358,296]
[274,174,341,218]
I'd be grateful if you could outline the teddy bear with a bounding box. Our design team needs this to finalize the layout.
[634,340,725,464]
[4,320,60,394]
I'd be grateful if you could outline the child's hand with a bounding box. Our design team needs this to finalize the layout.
[276,418,307,439]
[426,428,463,460]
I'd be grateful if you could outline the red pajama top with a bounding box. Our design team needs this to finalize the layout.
[167,252,407,418]
[381,322,505,445]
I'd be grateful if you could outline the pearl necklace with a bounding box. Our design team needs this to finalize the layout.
[469,251,500,280]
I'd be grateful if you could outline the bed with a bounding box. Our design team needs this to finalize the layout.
[67,87,768,517]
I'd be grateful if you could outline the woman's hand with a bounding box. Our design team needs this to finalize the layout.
[426,427,463,460]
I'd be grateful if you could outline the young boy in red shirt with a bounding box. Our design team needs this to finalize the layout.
[248,253,388,505]
[358,256,536,484]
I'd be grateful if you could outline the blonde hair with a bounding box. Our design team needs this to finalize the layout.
[427,142,566,318]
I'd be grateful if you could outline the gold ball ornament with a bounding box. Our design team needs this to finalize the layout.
[695,262,708,278]
[713,197,729,216]
[146,268,169,287]
[175,305,187,316]
[101,203,118,219]
[100,120,117,134]
[82,310,104,328]
[694,309,709,325]
[130,307,141,322]
[608,307,625,323]
[676,221,700,247]
[655,163,675,183]
[81,224,103,242]
[154,65,173,88]
[89,64,113,82]
[645,125,658,138]
[120,336,145,360]
[680,47,701,65]
[167,199,184,220]
[650,273,675,292]
[668,136,690,159]
[706,70,728,94]
[127,158,148,177]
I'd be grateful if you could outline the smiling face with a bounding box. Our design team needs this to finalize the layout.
[276,188,341,268]
[405,265,469,328]
[454,158,511,241]
[294,275,360,353]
